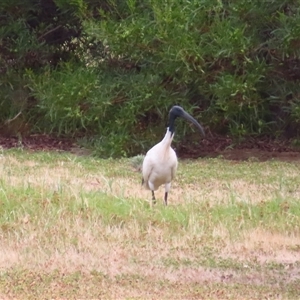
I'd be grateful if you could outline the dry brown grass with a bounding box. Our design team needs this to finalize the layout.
[0,151,299,299]
[2,155,297,204]
[221,228,300,264]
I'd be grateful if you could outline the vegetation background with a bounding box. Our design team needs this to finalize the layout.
[1,0,300,157]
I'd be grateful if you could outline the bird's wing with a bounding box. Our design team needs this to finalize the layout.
[142,155,154,189]
[170,159,178,180]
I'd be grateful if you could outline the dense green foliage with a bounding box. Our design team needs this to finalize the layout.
[1,0,300,156]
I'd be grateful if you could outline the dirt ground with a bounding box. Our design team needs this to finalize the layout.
[1,134,300,161]
[177,134,300,161]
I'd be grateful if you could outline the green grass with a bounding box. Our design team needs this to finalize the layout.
[0,149,299,299]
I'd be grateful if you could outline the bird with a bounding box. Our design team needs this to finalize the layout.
[142,105,205,205]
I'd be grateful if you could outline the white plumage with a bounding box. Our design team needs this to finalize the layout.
[142,106,204,205]
[142,129,177,199]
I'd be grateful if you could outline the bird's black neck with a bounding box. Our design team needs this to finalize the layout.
[168,113,177,134]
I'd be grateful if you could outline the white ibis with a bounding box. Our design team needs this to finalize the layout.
[142,105,205,205]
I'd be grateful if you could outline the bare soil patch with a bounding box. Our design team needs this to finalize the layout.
[0,134,75,152]
[178,135,300,161]
[2,134,300,162]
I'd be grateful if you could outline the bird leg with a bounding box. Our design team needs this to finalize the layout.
[151,191,156,204]
[164,183,171,206]
[164,192,168,206]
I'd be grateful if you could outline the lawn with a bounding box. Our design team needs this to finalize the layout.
[0,148,299,299]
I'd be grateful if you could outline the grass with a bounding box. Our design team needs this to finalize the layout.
[0,148,299,299]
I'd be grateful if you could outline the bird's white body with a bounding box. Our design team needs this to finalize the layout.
[142,128,178,195]
[142,105,204,205]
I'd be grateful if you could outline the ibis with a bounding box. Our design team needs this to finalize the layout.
[142,105,205,205]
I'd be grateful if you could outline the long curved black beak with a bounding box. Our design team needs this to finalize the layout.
[168,106,205,136]
[181,109,205,137]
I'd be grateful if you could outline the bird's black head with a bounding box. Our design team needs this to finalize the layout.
[168,105,205,136]
[169,106,185,118]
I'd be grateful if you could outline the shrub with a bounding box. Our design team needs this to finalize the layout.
[1,0,300,156]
